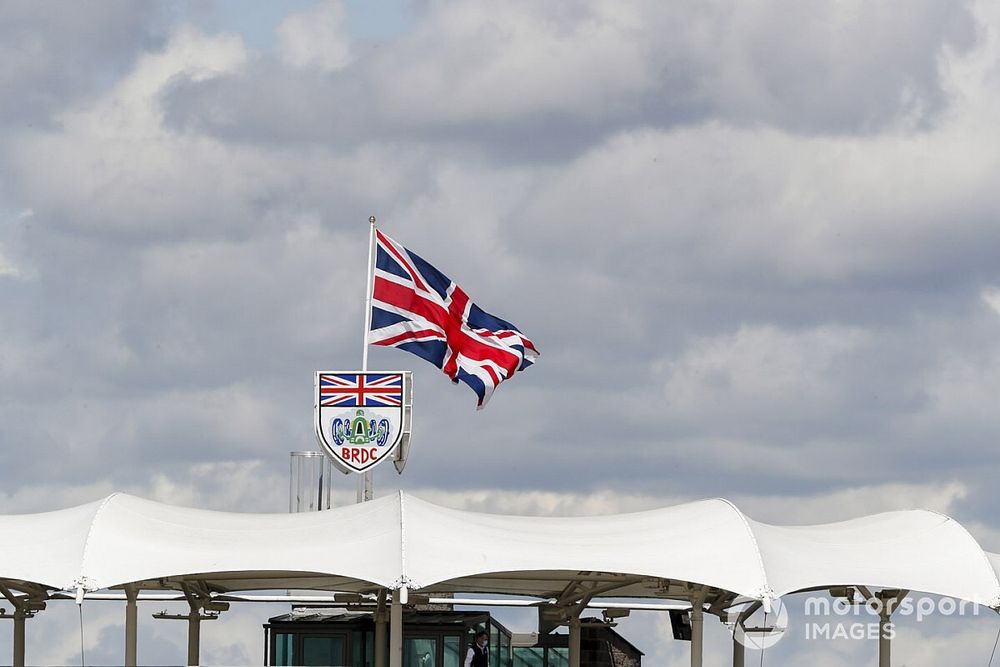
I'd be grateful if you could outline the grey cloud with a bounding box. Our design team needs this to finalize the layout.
[645,0,978,133]
[0,1,163,126]
[1,0,1000,552]
[161,0,977,162]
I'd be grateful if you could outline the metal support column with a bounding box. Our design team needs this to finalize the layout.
[12,611,25,667]
[878,612,890,667]
[869,588,906,667]
[125,585,138,667]
[0,584,36,667]
[152,584,223,667]
[731,602,759,667]
[187,611,201,666]
[389,590,403,667]
[690,602,704,667]
[374,589,387,667]
[568,616,581,667]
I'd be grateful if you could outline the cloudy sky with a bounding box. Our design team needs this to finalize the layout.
[3,0,1000,664]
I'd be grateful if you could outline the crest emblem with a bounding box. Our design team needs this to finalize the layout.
[314,371,412,473]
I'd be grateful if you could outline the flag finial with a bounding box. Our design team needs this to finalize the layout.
[369,215,376,225]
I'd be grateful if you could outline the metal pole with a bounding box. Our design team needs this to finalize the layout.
[289,455,295,512]
[187,612,201,666]
[374,589,387,667]
[872,589,904,667]
[125,586,138,667]
[878,613,890,667]
[568,616,581,667]
[690,604,704,667]
[389,591,403,667]
[358,214,378,504]
[12,611,25,667]
[731,602,760,667]
[362,216,376,373]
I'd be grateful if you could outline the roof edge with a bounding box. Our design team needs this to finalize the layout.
[711,498,773,601]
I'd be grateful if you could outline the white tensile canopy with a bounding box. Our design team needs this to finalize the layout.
[1,491,999,667]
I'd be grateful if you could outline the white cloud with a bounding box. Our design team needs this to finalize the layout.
[276,0,352,72]
[369,1,653,124]
[0,248,19,277]
[982,286,1000,315]
[515,112,1000,286]
[0,209,31,278]
[68,24,248,138]
[399,480,970,527]
[5,25,250,235]
[212,0,977,134]
[730,481,969,524]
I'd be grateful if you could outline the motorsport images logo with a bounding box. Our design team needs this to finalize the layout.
[733,599,789,650]
[731,593,985,650]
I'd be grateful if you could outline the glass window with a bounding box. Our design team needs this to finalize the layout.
[404,637,438,667]
[443,635,462,667]
[512,647,544,667]
[490,621,504,667]
[274,632,295,666]
[351,630,372,667]
[547,647,569,667]
[490,623,500,653]
[302,636,346,666]
[499,630,511,667]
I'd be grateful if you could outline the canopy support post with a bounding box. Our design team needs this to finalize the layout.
[179,581,208,667]
[0,583,40,667]
[865,588,906,667]
[187,611,201,666]
[374,589,387,667]
[12,610,25,667]
[151,582,225,667]
[125,585,139,667]
[878,613,890,667]
[553,577,610,667]
[690,589,707,667]
[731,601,759,667]
[568,616,581,667]
[690,605,703,667]
[389,589,403,667]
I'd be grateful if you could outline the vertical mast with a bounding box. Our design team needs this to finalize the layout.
[362,215,376,373]
[358,215,377,502]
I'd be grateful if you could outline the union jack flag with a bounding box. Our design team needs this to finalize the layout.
[319,372,404,408]
[367,230,539,408]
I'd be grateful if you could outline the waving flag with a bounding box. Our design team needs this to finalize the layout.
[367,230,539,408]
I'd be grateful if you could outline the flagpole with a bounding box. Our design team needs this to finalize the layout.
[358,215,377,503]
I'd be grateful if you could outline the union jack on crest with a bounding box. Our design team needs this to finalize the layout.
[319,372,403,408]
[367,230,539,408]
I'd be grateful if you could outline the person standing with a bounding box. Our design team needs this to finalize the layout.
[464,631,489,667]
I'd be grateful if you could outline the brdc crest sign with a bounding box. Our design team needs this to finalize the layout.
[314,371,412,473]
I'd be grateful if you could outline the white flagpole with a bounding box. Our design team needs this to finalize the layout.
[362,215,377,373]
[358,215,377,503]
